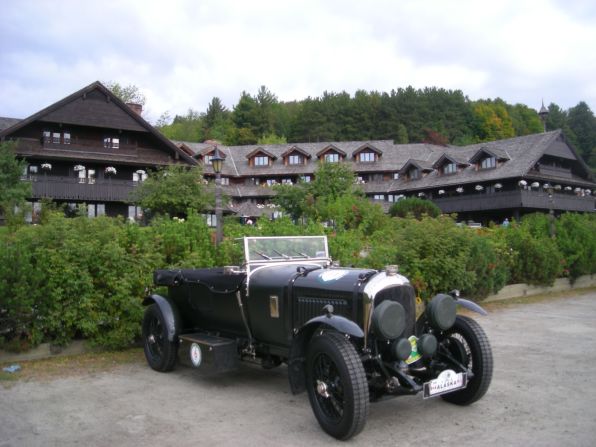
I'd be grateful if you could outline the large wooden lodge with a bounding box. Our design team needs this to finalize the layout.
[1,81,594,224]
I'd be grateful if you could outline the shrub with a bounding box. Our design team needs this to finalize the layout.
[389,197,441,219]
[554,213,596,280]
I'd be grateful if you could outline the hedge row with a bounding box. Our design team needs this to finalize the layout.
[0,211,594,351]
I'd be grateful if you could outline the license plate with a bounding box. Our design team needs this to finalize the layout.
[423,369,467,399]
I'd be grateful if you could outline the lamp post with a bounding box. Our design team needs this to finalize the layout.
[546,183,555,238]
[211,146,225,245]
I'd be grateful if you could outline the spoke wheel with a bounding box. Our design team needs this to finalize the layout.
[306,331,369,440]
[142,304,178,372]
[440,315,493,405]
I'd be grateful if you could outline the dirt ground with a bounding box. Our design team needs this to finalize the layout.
[1,291,596,447]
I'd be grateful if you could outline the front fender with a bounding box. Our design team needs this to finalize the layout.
[142,294,180,342]
[456,298,488,316]
[287,315,364,395]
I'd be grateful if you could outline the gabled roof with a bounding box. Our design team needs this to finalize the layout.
[0,81,196,165]
[316,144,346,157]
[432,153,470,170]
[352,143,382,157]
[399,159,435,174]
[468,146,511,164]
[281,145,311,159]
[246,147,278,160]
[0,117,20,132]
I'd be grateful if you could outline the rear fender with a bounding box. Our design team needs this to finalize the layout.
[142,294,181,342]
[287,315,364,395]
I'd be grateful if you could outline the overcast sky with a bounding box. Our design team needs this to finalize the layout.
[1,0,595,123]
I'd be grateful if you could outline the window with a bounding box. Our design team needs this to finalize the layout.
[443,162,457,174]
[373,194,385,201]
[393,172,400,180]
[87,169,96,185]
[281,178,293,184]
[221,177,229,185]
[104,137,119,149]
[87,203,105,218]
[358,151,376,162]
[324,152,339,163]
[481,157,496,169]
[204,213,217,227]
[78,169,86,183]
[204,154,213,165]
[128,205,143,221]
[409,168,420,180]
[43,130,70,144]
[254,156,269,166]
[266,179,277,186]
[300,175,312,183]
[29,165,39,174]
[288,154,303,165]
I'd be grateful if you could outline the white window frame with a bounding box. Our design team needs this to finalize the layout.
[254,155,269,166]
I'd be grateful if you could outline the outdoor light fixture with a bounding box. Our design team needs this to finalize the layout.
[494,183,502,189]
[518,180,527,187]
[211,146,225,245]
[475,185,484,191]
[531,182,540,188]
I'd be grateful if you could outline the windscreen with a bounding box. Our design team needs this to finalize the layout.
[244,236,329,264]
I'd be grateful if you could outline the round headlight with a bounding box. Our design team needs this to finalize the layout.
[372,300,406,340]
[418,333,438,357]
[427,294,457,330]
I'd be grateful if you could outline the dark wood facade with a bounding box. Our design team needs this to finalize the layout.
[1,81,195,221]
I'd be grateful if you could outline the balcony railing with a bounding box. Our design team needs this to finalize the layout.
[27,176,138,202]
[432,189,594,213]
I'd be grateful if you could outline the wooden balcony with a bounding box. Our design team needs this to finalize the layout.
[27,176,138,202]
[433,190,594,213]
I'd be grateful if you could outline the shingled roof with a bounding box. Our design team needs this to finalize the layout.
[0,81,196,166]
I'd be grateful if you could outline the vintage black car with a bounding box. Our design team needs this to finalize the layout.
[142,236,492,440]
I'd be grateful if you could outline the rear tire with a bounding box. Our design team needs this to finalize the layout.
[441,315,493,405]
[142,304,178,372]
[305,331,369,440]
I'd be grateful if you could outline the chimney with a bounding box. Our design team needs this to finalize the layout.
[126,103,143,115]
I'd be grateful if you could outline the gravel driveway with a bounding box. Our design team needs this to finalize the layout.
[1,291,596,447]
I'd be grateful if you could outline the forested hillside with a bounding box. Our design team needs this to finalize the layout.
[153,86,596,171]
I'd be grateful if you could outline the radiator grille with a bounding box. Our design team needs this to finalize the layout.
[295,296,350,327]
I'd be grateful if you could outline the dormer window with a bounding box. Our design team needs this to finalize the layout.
[247,148,276,167]
[255,155,270,166]
[409,168,420,180]
[325,152,339,163]
[481,157,496,169]
[358,151,376,163]
[288,154,303,165]
[317,145,346,163]
[443,162,457,174]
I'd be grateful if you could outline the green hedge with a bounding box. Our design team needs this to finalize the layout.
[1,210,594,351]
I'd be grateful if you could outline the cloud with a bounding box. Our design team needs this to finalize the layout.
[1,0,595,122]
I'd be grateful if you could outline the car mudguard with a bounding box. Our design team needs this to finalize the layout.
[456,298,488,316]
[142,294,181,342]
[287,315,364,394]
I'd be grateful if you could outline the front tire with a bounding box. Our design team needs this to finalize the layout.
[441,315,493,405]
[142,304,178,372]
[305,331,369,440]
